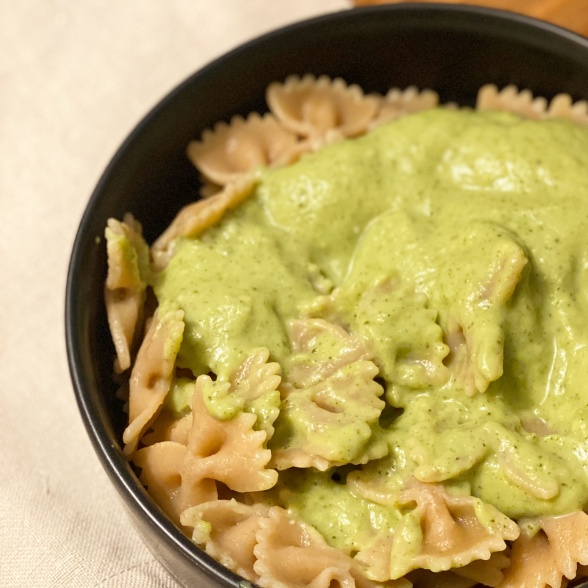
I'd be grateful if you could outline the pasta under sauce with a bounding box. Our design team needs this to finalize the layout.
[104,78,588,588]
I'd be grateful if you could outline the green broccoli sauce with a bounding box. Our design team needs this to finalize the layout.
[155,109,588,546]
[277,469,401,554]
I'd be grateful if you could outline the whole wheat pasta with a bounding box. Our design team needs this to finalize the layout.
[105,77,588,588]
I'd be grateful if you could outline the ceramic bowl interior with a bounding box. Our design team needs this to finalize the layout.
[66,4,588,587]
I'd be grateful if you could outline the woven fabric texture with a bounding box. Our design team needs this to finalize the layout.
[0,1,348,586]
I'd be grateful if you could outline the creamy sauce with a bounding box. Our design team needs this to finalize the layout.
[155,109,588,548]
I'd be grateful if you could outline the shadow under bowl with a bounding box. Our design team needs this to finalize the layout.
[66,4,588,587]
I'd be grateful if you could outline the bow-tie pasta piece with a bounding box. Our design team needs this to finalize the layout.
[371,86,439,128]
[151,173,258,270]
[284,318,374,388]
[476,85,549,120]
[253,507,406,588]
[548,93,588,125]
[187,113,299,187]
[498,511,588,588]
[122,305,184,455]
[133,440,190,525]
[355,518,510,586]
[201,347,281,441]
[266,74,379,146]
[180,499,270,584]
[270,318,387,470]
[270,358,387,471]
[477,84,588,126]
[104,214,151,373]
[351,278,449,391]
[180,378,278,507]
[388,482,519,580]
[134,375,279,525]
[441,228,528,396]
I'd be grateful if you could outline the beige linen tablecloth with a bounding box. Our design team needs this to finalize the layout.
[0,2,348,586]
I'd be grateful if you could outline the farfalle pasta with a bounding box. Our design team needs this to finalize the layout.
[105,77,588,587]
[252,506,400,588]
[122,304,184,455]
[187,113,299,187]
[151,173,258,269]
[181,499,269,582]
[476,84,588,126]
[371,86,440,128]
[271,318,387,471]
[266,74,380,147]
[499,512,588,588]
[104,214,151,372]
[182,375,277,498]
[389,483,519,578]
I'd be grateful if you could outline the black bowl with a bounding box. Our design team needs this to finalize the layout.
[65,4,588,587]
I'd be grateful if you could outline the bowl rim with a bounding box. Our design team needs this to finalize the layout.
[65,3,588,586]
